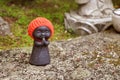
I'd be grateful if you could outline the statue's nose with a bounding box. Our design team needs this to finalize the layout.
[40,33,45,38]
[41,32,45,36]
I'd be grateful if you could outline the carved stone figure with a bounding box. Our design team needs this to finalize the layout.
[28,17,54,66]
[64,0,114,35]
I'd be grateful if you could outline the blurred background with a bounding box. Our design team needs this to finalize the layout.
[0,0,120,50]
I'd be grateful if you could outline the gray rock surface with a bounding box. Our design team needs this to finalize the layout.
[0,29,120,80]
[0,17,12,36]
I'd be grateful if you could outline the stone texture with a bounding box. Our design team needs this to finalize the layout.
[0,17,12,36]
[0,29,120,80]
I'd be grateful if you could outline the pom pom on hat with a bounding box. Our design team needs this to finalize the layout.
[28,17,54,39]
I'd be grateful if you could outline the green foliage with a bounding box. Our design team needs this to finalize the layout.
[112,0,120,8]
[0,0,77,50]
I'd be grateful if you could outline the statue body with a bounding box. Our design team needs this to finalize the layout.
[30,41,50,66]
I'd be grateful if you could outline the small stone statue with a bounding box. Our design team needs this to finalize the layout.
[28,17,54,66]
[64,0,114,35]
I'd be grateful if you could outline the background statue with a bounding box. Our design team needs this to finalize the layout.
[76,0,114,17]
[64,0,114,35]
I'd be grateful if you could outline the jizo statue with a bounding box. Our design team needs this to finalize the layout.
[64,0,114,35]
[28,17,54,66]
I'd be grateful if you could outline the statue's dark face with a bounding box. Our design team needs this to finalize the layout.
[33,26,51,41]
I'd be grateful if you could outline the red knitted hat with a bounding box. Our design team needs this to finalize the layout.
[28,17,54,39]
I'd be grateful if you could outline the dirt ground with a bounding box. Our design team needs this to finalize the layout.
[0,28,120,80]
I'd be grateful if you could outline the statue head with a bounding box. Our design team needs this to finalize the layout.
[28,17,54,40]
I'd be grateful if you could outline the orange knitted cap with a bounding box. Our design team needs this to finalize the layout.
[28,17,54,39]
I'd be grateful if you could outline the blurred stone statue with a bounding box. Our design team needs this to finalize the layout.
[64,0,114,35]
